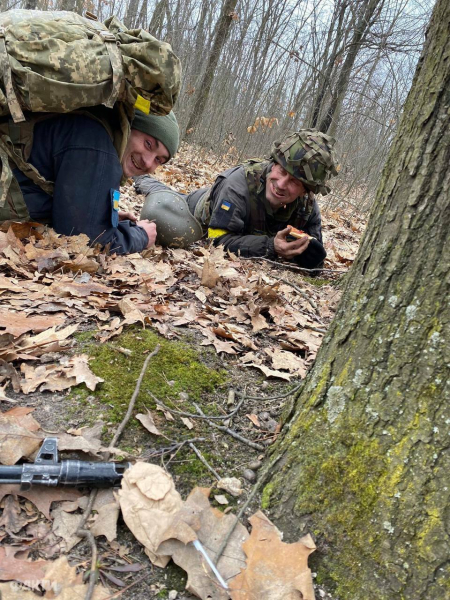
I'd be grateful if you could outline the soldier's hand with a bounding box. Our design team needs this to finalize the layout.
[137,220,157,248]
[274,226,310,259]
[119,210,138,222]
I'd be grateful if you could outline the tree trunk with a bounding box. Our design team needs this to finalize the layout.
[319,0,385,134]
[262,0,450,597]
[184,0,238,138]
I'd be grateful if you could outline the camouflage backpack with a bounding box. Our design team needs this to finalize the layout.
[0,9,181,220]
[0,10,181,122]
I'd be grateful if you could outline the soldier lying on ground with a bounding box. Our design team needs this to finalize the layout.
[0,109,179,255]
[134,130,338,270]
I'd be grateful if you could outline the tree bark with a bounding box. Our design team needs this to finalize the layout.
[262,0,450,597]
[184,0,238,138]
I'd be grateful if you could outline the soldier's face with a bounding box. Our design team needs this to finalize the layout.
[122,129,170,177]
[266,163,306,208]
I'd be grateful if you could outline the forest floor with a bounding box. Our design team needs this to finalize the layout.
[0,143,367,600]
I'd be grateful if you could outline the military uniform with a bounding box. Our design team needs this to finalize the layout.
[136,128,338,268]
[191,160,326,268]
[0,109,149,254]
[136,160,327,268]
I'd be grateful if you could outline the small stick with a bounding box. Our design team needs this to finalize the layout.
[277,277,318,311]
[109,345,161,450]
[193,403,265,451]
[82,345,161,600]
[239,255,347,274]
[189,442,221,480]
[152,394,245,422]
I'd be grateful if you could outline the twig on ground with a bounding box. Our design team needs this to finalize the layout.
[277,277,318,310]
[81,344,161,600]
[193,403,265,451]
[189,442,221,479]
[144,437,207,459]
[151,393,246,422]
[239,255,347,274]
[103,574,148,599]
[109,345,161,450]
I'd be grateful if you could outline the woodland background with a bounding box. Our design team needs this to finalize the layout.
[0,0,435,212]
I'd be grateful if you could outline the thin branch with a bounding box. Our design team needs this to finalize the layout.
[239,256,347,274]
[151,393,245,422]
[82,344,161,600]
[193,403,265,451]
[189,442,221,479]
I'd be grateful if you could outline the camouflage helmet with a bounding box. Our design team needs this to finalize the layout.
[271,129,339,195]
[140,190,203,248]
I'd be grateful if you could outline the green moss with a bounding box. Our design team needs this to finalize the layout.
[73,329,96,343]
[73,328,227,423]
[261,481,275,509]
[301,276,334,287]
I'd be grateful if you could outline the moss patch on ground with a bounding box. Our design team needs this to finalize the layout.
[72,328,227,424]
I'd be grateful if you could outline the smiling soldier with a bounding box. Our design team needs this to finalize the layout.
[5,109,179,255]
[135,130,338,269]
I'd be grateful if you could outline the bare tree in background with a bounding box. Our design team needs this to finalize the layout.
[183,0,238,138]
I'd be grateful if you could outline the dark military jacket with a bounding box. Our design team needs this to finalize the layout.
[190,159,326,268]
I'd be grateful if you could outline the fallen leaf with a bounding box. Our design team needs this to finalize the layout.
[0,486,82,520]
[0,409,42,465]
[214,495,229,505]
[246,413,261,428]
[136,411,162,436]
[0,494,30,533]
[181,416,194,430]
[118,462,184,567]
[243,363,291,381]
[201,258,220,288]
[216,477,243,497]
[0,309,65,338]
[0,546,50,588]
[157,487,249,600]
[228,511,316,600]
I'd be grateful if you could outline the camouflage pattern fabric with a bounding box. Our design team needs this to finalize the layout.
[0,10,181,120]
[0,9,181,224]
[271,129,339,195]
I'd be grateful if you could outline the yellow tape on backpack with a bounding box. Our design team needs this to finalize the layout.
[135,94,151,114]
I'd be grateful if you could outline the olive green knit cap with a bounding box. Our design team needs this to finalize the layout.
[132,110,179,159]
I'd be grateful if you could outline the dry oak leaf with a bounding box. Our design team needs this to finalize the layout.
[269,349,308,378]
[228,511,316,600]
[0,546,50,588]
[157,487,249,600]
[0,408,42,465]
[243,363,291,381]
[136,410,162,436]
[62,354,104,391]
[118,462,184,567]
[0,309,65,338]
[118,298,145,326]
[0,485,82,520]
[0,494,31,533]
[201,258,220,288]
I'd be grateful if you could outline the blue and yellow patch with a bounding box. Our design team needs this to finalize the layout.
[110,189,120,227]
[220,200,231,211]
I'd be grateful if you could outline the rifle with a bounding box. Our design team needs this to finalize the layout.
[0,438,130,490]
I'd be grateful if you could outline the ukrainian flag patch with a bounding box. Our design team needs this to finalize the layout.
[113,189,120,211]
[220,201,231,211]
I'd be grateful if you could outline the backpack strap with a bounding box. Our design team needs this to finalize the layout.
[0,26,25,123]
[99,30,123,109]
